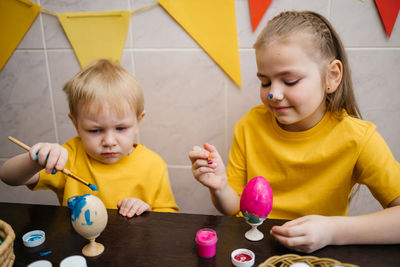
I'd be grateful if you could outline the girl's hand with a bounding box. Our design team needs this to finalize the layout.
[270,215,334,253]
[117,198,150,218]
[188,143,227,191]
[30,143,68,174]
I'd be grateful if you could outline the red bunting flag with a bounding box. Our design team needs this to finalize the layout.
[249,0,272,32]
[375,0,400,37]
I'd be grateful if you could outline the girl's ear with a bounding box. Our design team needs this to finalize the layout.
[326,59,343,93]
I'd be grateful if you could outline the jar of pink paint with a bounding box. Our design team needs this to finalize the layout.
[195,228,218,258]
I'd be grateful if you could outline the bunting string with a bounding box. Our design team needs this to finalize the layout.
[39,3,159,17]
[1,0,397,87]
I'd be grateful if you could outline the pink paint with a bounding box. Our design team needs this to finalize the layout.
[240,176,273,219]
[234,253,252,262]
[195,228,218,258]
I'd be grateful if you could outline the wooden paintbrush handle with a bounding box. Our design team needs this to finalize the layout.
[8,136,31,151]
[62,168,89,186]
[8,136,91,187]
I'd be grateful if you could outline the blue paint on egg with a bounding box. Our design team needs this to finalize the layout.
[84,209,93,226]
[67,194,90,222]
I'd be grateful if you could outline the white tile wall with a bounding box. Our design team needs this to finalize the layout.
[1,0,399,215]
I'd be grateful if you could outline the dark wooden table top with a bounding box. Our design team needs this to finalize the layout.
[1,202,399,266]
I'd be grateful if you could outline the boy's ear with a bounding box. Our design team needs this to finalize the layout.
[135,111,146,135]
[325,59,343,94]
[137,111,146,124]
[68,113,79,134]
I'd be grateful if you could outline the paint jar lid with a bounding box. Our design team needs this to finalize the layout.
[22,230,45,247]
[231,248,255,267]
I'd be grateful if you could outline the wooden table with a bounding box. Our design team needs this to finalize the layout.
[1,202,399,266]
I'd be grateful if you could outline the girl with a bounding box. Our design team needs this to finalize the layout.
[189,11,400,253]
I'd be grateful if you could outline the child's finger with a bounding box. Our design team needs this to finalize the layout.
[45,149,61,174]
[126,206,137,218]
[272,234,308,251]
[189,146,208,163]
[55,147,68,171]
[36,145,51,167]
[136,204,150,216]
[271,224,306,238]
[203,143,221,162]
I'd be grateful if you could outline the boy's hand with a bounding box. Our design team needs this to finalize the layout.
[270,215,333,253]
[30,143,68,174]
[117,198,150,218]
[188,143,227,191]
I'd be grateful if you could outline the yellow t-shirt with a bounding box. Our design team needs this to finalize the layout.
[31,137,178,213]
[227,105,400,220]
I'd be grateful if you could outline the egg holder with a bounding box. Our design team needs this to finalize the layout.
[242,212,267,241]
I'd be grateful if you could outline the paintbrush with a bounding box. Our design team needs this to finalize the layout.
[8,136,98,191]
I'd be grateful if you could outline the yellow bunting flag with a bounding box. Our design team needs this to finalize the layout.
[0,0,40,71]
[57,11,131,68]
[158,0,241,87]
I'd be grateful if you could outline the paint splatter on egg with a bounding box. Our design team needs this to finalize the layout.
[240,176,273,223]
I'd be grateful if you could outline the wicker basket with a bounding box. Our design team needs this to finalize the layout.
[0,220,15,267]
[259,254,359,267]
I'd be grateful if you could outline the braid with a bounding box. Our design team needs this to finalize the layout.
[254,11,362,119]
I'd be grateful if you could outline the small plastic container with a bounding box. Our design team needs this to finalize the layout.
[27,260,52,267]
[231,248,255,267]
[22,230,45,247]
[60,255,87,267]
[195,228,218,258]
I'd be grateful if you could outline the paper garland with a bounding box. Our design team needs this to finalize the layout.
[0,0,40,71]
[0,0,398,85]
[159,0,241,87]
[58,11,131,68]
[249,0,272,32]
[374,0,400,37]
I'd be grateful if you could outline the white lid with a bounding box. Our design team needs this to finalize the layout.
[22,230,45,247]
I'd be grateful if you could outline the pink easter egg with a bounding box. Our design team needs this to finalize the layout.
[240,176,273,221]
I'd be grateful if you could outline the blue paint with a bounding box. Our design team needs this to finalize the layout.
[67,194,90,222]
[88,184,98,191]
[269,93,273,99]
[84,209,93,226]
[27,234,43,242]
[40,251,52,256]
[35,152,57,174]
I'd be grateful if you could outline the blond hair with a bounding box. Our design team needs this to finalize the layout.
[63,58,144,118]
[254,11,361,119]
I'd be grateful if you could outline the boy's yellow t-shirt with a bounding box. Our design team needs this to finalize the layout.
[227,105,400,220]
[30,137,179,213]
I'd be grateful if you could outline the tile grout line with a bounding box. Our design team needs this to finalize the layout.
[38,5,60,143]
[167,165,192,169]
[128,0,141,144]
[328,0,332,20]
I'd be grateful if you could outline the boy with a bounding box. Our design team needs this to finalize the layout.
[0,59,178,217]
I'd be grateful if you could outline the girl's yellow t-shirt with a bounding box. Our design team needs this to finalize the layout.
[227,105,400,220]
